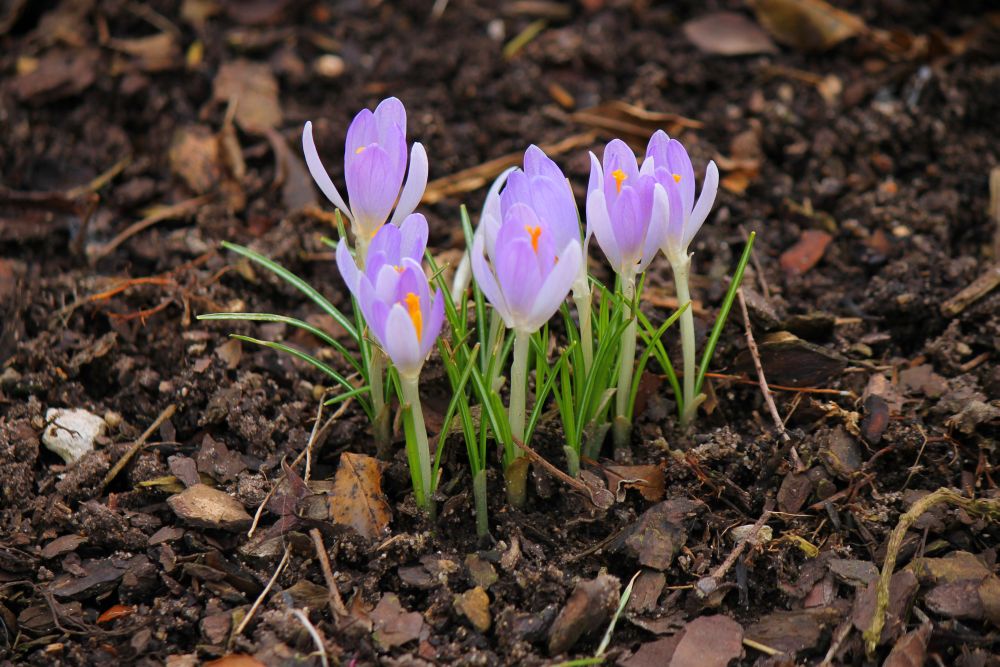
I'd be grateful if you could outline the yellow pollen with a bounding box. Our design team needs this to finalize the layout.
[355,146,366,154]
[611,168,627,194]
[672,173,682,183]
[394,265,404,273]
[404,292,422,341]
[524,225,542,253]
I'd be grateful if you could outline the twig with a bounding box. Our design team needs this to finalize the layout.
[743,637,782,657]
[101,404,176,492]
[695,499,774,598]
[818,617,854,667]
[89,195,212,262]
[737,288,790,443]
[512,437,614,509]
[234,544,291,638]
[304,397,325,483]
[309,528,348,619]
[248,398,352,537]
[863,488,1000,656]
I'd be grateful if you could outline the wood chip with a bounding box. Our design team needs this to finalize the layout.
[167,484,252,532]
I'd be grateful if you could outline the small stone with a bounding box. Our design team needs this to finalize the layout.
[454,586,491,633]
[828,559,878,587]
[313,54,345,79]
[731,523,773,545]
[819,426,863,479]
[167,484,252,532]
[42,408,107,464]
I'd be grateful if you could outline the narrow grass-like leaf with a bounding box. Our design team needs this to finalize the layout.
[198,312,363,375]
[323,385,370,406]
[525,338,573,444]
[595,570,642,657]
[231,334,372,419]
[636,309,683,414]
[627,302,687,420]
[694,231,756,396]
[221,241,357,342]
[433,343,480,475]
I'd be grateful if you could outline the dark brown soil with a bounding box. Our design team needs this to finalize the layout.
[2,1,999,666]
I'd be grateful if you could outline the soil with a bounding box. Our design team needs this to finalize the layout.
[2,1,1000,666]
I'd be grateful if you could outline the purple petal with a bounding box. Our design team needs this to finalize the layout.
[661,177,687,262]
[471,232,513,328]
[373,97,406,143]
[527,174,579,250]
[383,303,423,377]
[367,221,402,265]
[303,122,352,221]
[666,139,695,213]
[601,139,639,204]
[389,142,428,226]
[684,160,719,250]
[526,239,581,332]
[396,259,431,305]
[358,276,389,347]
[499,169,531,213]
[645,130,671,171]
[345,109,377,164]
[523,144,567,186]
[345,144,401,237]
[398,213,429,262]
[610,186,645,272]
[336,239,361,297]
[586,188,622,273]
[420,288,446,359]
[495,237,543,324]
[639,184,669,273]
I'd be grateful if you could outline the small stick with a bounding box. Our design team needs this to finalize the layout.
[818,617,854,666]
[309,528,348,618]
[304,397,326,483]
[743,637,782,657]
[234,544,290,637]
[695,500,774,598]
[101,404,176,492]
[737,288,790,443]
[512,437,614,509]
[289,607,329,667]
[89,195,212,262]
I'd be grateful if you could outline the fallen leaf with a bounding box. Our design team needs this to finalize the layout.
[41,534,87,560]
[780,229,833,275]
[746,606,843,655]
[97,604,136,624]
[909,551,991,585]
[215,338,242,370]
[626,570,665,614]
[603,464,666,502]
[109,33,181,72]
[213,60,283,134]
[11,48,100,104]
[749,0,866,52]
[266,128,318,212]
[883,621,931,667]
[548,573,619,655]
[328,452,392,540]
[851,570,918,645]
[683,12,778,55]
[733,331,846,387]
[625,498,703,570]
[925,580,985,620]
[979,575,1000,628]
[669,615,744,667]
[167,484,253,532]
[205,656,267,667]
[169,125,222,194]
[622,636,682,667]
[372,593,424,648]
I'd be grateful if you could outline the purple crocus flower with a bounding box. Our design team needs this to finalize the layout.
[336,216,443,379]
[645,130,718,264]
[585,139,669,278]
[471,203,582,334]
[303,97,428,244]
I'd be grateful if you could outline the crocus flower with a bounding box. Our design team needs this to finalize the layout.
[472,203,582,334]
[645,130,718,265]
[303,97,428,243]
[337,221,443,379]
[586,139,669,279]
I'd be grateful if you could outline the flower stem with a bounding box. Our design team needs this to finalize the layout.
[673,255,698,427]
[508,329,530,448]
[400,373,433,514]
[573,283,593,374]
[473,468,489,539]
[612,274,637,453]
[369,350,391,458]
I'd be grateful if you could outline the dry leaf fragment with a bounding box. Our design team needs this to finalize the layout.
[669,615,744,667]
[10,48,100,104]
[372,593,424,648]
[109,33,181,72]
[96,604,136,624]
[169,125,222,194]
[883,620,931,667]
[780,229,833,275]
[749,0,866,52]
[213,60,283,134]
[328,452,392,540]
[603,464,666,502]
[683,12,778,55]
[205,656,267,667]
[454,587,491,632]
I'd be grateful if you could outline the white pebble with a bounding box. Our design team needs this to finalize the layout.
[42,408,107,464]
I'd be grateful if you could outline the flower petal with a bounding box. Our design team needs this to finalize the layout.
[389,142,428,226]
[684,160,718,250]
[666,138,695,213]
[601,139,639,205]
[661,176,687,263]
[471,232,513,328]
[398,213,429,262]
[420,288,446,359]
[383,303,424,377]
[610,186,645,272]
[526,239,581,332]
[345,109,377,163]
[645,130,671,172]
[357,276,389,347]
[523,144,565,184]
[639,184,669,273]
[586,187,622,273]
[345,144,399,237]
[495,237,542,326]
[367,220,401,264]
[527,174,579,250]
[303,121,352,221]
[336,239,361,297]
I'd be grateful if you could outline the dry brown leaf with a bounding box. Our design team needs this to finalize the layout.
[603,464,665,502]
[683,12,778,55]
[328,452,392,540]
[669,615,744,667]
[213,60,283,134]
[372,593,424,648]
[883,621,931,667]
[10,48,100,104]
[265,128,317,212]
[169,125,222,194]
[205,655,267,667]
[571,101,702,145]
[749,0,866,52]
[109,33,181,72]
[779,229,833,276]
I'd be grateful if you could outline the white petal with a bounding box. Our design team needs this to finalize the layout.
[637,183,669,273]
[585,188,622,274]
[384,304,424,378]
[389,142,429,226]
[302,121,353,221]
[684,161,719,250]
[526,240,581,332]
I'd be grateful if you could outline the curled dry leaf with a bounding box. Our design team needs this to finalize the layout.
[749,0,866,52]
[372,593,425,648]
[204,656,267,667]
[683,12,778,56]
[327,452,392,540]
[603,464,666,502]
[780,229,833,276]
[212,60,283,134]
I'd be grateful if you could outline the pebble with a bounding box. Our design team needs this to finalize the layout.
[167,484,252,532]
[313,54,345,79]
[42,408,107,464]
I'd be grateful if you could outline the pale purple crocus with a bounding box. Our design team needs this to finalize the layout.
[303,97,428,254]
[336,217,443,380]
[645,130,719,265]
[586,139,670,280]
[472,203,582,336]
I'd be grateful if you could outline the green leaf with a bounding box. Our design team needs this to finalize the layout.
[628,302,687,420]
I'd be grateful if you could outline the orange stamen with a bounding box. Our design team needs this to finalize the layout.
[355,146,366,154]
[611,168,627,194]
[672,173,682,183]
[404,292,422,341]
[394,265,404,273]
[524,225,542,253]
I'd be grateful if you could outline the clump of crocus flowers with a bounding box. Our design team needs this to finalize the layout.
[205,96,753,533]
